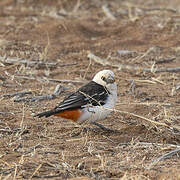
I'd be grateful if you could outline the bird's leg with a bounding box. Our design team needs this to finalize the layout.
[91,122,115,132]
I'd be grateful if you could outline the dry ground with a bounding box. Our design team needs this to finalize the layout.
[0,0,180,179]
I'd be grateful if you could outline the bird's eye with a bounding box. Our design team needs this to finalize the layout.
[101,76,106,81]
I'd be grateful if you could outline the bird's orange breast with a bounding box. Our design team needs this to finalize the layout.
[54,109,82,122]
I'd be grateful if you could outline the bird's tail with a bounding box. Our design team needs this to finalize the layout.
[34,110,56,118]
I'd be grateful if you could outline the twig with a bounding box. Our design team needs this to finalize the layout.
[14,94,56,103]
[126,78,157,84]
[151,77,166,85]
[14,85,65,103]
[127,3,139,22]
[141,7,177,13]
[73,0,81,12]
[155,57,176,64]
[128,80,136,95]
[39,151,60,154]
[48,78,86,84]
[88,52,109,66]
[152,67,180,73]
[1,91,32,98]
[138,142,180,148]
[153,148,180,162]
[14,75,86,84]
[31,174,63,179]
[0,56,77,68]
[0,127,29,135]
[0,112,15,115]
[53,84,64,95]
[109,108,180,131]
[0,128,13,133]
[118,142,180,148]
[147,148,180,169]
[0,167,15,175]
[131,47,156,62]
[88,52,180,73]
[117,50,135,55]
[114,110,171,128]
[13,163,18,180]
[102,4,116,20]
[87,52,144,70]
[176,84,180,91]
[29,164,42,180]
[0,56,57,68]
[117,102,171,107]
[24,144,43,155]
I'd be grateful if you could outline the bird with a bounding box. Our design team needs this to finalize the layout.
[35,70,117,131]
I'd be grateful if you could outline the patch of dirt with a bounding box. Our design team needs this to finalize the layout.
[0,0,180,179]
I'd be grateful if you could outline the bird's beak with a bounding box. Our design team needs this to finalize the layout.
[106,76,115,84]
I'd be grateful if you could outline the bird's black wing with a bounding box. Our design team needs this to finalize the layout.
[55,81,110,111]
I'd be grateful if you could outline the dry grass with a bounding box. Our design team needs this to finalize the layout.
[0,0,180,179]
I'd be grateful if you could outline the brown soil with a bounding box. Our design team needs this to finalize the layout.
[0,0,180,179]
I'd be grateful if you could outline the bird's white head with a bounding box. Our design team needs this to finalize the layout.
[92,70,117,92]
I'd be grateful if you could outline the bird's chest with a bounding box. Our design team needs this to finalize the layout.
[78,95,115,123]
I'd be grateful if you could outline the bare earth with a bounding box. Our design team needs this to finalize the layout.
[0,0,180,179]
